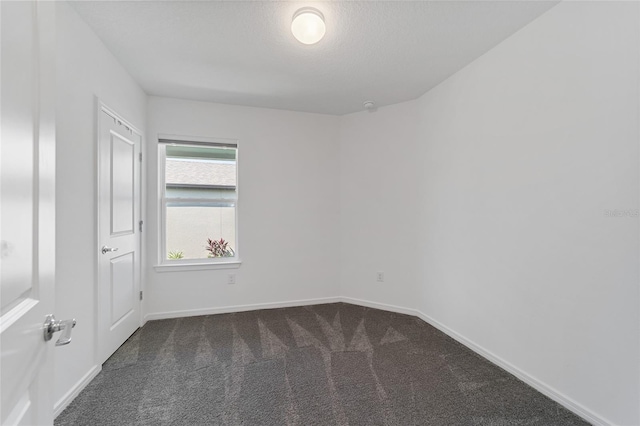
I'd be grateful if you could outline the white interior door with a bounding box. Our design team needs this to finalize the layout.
[97,106,142,364]
[1,1,58,425]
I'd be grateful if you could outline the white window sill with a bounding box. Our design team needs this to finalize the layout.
[154,259,242,272]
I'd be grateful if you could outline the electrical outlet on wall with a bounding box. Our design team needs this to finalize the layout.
[376,272,384,282]
[228,274,236,285]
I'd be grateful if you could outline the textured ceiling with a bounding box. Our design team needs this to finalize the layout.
[70,1,558,115]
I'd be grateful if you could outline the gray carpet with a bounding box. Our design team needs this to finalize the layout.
[56,303,589,425]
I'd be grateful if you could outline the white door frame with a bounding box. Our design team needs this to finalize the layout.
[94,99,144,365]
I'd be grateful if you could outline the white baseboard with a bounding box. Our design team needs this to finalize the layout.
[54,364,101,419]
[342,296,610,426]
[143,296,342,322]
[340,296,419,317]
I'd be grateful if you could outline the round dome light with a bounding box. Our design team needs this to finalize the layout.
[291,8,326,45]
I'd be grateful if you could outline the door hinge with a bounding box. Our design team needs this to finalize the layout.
[139,152,142,162]
[139,291,143,301]
[139,220,143,232]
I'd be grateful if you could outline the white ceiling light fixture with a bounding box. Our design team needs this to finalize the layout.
[291,7,326,45]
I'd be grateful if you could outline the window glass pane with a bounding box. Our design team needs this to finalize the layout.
[165,145,237,198]
[166,204,236,260]
[162,143,238,262]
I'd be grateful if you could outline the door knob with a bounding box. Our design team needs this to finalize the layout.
[43,314,76,346]
[101,245,118,254]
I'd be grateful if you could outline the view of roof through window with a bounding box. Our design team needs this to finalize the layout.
[165,145,236,189]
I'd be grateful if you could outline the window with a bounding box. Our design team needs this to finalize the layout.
[158,136,239,268]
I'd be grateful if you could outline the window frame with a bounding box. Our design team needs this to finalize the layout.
[155,134,241,271]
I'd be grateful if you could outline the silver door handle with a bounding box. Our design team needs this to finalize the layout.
[43,314,77,346]
[101,245,118,254]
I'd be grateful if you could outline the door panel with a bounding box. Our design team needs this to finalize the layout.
[110,252,134,326]
[0,0,35,313]
[110,133,135,235]
[98,107,141,364]
[1,1,56,425]
[4,392,33,426]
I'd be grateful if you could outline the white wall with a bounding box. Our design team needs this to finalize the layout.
[145,97,340,317]
[54,1,146,409]
[339,2,639,425]
[416,2,639,424]
[339,100,422,310]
